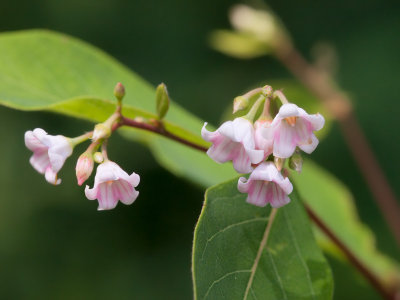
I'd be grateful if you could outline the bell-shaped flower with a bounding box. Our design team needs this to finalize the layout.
[262,103,325,158]
[24,128,73,185]
[238,162,293,208]
[85,161,140,211]
[201,118,264,174]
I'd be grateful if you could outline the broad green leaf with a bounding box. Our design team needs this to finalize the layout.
[192,178,333,300]
[291,161,400,289]
[0,29,235,187]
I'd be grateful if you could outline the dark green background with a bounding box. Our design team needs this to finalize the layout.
[0,0,399,299]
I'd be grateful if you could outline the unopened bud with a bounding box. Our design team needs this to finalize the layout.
[76,153,94,186]
[233,96,250,114]
[155,83,170,120]
[92,123,111,142]
[93,152,104,164]
[274,156,285,172]
[261,85,273,97]
[114,82,125,101]
[289,151,303,173]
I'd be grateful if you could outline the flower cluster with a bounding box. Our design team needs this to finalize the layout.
[24,83,140,211]
[202,86,324,208]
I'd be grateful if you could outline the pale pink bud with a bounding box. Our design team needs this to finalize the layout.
[201,118,264,174]
[238,162,293,208]
[261,103,325,158]
[24,128,73,185]
[76,153,94,186]
[85,161,140,211]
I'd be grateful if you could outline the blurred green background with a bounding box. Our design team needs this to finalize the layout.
[0,0,399,299]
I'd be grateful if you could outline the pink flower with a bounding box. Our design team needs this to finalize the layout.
[24,128,73,185]
[201,118,264,173]
[238,162,293,208]
[254,119,273,159]
[262,103,325,158]
[85,161,140,211]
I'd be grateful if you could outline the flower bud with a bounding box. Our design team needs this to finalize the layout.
[274,156,285,172]
[261,85,273,97]
[92,123,111,142]
[114,82,125,101]
[233,96,249,114]
[289,151,303,173]
[155,83,170,120]
[93,152,104,164]
[76,153,94,186]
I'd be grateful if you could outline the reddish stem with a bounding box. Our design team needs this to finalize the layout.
[113,116,208,152]
[305,203,397,300]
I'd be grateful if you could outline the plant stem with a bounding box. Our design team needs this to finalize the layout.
[274,40,400,247]
[113,117,208,152]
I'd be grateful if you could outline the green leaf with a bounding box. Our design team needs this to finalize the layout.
[192,178,333,300]
[208,30,271,59]
[291,161,400,289]
[0,29,235,187]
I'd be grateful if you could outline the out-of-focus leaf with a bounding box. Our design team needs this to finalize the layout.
[208,30,270,59]
[291,160,400,290]
[192,178,333,299]
[0,29,235,187]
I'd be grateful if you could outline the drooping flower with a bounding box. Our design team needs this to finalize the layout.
[262,103,325,158]
[238,161,293,207]
[24,128,73,185]
[85,161,140,211]
[201,118,264,174]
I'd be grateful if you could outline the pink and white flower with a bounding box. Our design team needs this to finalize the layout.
[25,128,73,185]
[201,118,264,174]
[85,161,140,211]
[262,103,325,158]
[238,162,293,208]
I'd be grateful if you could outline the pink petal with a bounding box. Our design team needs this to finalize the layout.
[269,183,291,208]
[298,134,319,154]
[247,180,269,207]
[114,180,139,205]
[237,177,250,193]
[85,185,98,200]
[24,128,48,152]
[207,137,240,164]
[45,167,61,185]
[232,146,252,173]
[29,150,50,174]
[273,122,297,158]
[97,183,118,211]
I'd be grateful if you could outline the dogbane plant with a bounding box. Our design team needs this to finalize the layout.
[10,30,399,299]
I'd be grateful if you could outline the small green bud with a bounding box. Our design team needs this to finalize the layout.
[114,82,125,101]
[289,151,303,173]
[233,96,250,114]
[261,85,273,97]
[155,83,170,120]
[93,152,104,164]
